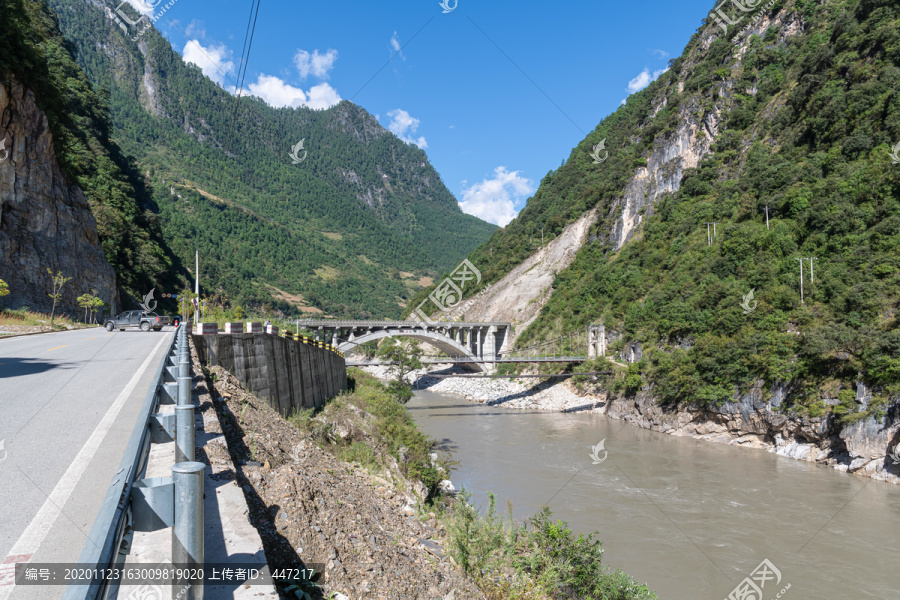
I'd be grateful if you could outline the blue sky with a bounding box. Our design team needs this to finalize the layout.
[125,0,716,226]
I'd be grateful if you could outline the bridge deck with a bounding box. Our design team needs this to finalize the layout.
[297,319,511,328]
[348,357,587,365]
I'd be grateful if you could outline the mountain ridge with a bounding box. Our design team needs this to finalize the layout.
[413,0,900,425]
[45,0,496,318]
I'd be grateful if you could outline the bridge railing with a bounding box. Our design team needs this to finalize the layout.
[335,325,595,366]
[63,324,203,600]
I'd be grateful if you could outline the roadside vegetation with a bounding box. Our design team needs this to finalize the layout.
[291,368,656,600]
[444,492,657,600]
[0,307,95,334]
[288,369,446,500]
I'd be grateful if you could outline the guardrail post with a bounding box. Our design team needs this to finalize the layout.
[178,375,191,405]
[179,342,191,378]
[172,461,205,600]
[175,405,195,463]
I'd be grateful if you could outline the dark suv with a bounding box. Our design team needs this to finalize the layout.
[104,310,171,332]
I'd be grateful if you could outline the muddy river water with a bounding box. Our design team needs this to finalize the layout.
[407,389,900,600]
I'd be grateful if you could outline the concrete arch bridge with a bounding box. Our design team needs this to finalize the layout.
[295,320,512,372]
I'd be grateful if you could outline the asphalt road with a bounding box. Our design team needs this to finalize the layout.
[0,326,174,599]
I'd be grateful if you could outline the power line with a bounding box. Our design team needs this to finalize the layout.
[224,0,263,157]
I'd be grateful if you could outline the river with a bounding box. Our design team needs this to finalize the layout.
[407,388,900,600]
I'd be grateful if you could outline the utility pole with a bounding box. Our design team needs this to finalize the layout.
[541,227,544,246]
[809,257,817,282]
[193,250,200,324]
[194,250,199,297]
[796,257,806,304]
[703,222,719,245]
[764,205,770,230]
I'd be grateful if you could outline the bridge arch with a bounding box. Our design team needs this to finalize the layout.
[337,328,485,372]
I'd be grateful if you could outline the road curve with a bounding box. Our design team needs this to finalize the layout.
[0,326,174,599]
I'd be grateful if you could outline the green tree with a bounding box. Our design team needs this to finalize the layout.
[0,279,8,298]
[91,291,104,323]
[76,293,93,323]
[376,338,423,404]
[47,268,72,326]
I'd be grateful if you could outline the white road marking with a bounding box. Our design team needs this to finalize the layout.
[0,334,168,597]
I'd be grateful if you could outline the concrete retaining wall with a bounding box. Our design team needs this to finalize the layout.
[193,332,348,416]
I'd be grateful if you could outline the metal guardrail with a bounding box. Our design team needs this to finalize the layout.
[63,324,204,600]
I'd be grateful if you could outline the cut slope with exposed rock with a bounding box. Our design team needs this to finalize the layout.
[439,208,597,346]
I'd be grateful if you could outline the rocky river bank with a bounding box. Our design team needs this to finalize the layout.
[362,364,900,485]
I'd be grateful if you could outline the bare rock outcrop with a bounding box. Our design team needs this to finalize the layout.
[603,385,900,485]
[442,208,598,345]
[0,77,117,313]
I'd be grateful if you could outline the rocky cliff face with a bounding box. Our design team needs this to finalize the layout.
[0,78,117,314]
[602,5,803,250]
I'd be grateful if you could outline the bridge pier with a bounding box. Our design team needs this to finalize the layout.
[587,324,607,358]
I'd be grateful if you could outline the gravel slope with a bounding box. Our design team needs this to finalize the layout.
[203,365,484,600]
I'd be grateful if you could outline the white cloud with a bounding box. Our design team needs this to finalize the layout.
[653,49,669,59]
[459,167,534,227]
[626,67,668,93]
[245,75,341,110]
[185,20,205,38]
[305,82,342,110]
[390,31,405,59]
[182,39,234,85]
[124,0,159,16]
[294,49,338,79]
[386,109,427,148]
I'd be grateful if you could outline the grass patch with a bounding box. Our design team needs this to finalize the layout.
[0,308,92,332]
[289,369,448,499]
[445,491,657,600]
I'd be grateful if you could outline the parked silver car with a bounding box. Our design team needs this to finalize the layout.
[104,310,171,332]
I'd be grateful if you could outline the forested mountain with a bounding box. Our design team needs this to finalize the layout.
[43,0,494,318]
[415,0,900,420]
